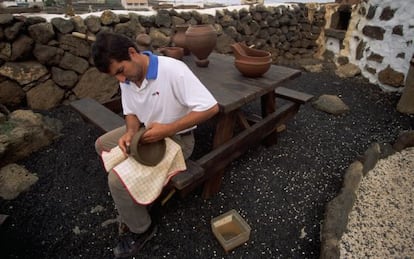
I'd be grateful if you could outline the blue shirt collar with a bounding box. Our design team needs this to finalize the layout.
[142,51,158,80]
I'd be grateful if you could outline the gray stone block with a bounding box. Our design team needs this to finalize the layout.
[393,131,414,152]
[360,143,380,176]
[322,189,356,241]
[342,161,363,193]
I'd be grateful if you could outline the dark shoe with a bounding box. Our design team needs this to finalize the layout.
[118,222,130,236]
[113,223,158,258]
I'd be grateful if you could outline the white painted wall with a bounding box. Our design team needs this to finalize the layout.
[346,0,414,91]
[0,1,17,7]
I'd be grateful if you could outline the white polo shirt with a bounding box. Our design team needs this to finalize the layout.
[120,51,217,133]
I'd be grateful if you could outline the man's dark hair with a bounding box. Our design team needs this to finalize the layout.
[91,31,139,73]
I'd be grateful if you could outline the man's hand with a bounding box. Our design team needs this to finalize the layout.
[142,122,172,143]
[120,114,141,156]
[118,132,134,156]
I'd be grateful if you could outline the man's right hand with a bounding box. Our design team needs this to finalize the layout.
[120,114,142,156]
[118,132,134,156]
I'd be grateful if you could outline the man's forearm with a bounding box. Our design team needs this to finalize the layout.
[171,104,219,134]
[125,114,141,135]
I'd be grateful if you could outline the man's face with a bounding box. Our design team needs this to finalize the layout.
[108,48,144,85]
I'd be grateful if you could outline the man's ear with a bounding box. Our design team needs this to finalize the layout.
[128,47,138,58]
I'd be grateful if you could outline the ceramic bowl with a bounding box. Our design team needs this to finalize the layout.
[231,42,272,62]
[234,59,272,78]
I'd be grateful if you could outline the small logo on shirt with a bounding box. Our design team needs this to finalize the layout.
[152,91,160,96]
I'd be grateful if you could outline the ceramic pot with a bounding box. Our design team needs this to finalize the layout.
[172,24,190,55]
[185,24,217,67]
[158,47,184,60]
[234,59,272,78]
[230,42,272,62]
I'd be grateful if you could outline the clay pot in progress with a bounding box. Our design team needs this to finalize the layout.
[185,24,217,67]
[172,24,190,55]
[158,47,184,60]
[130,128,166,166]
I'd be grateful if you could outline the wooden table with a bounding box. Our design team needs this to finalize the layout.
[182,53,302,198]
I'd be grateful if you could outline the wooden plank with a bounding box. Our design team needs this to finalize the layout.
[275,87,314,104]
[261,91,278,145]
[192,101,300,198]
[182,53,301,113]
[170,160,205,190]
[243,64,302,90]
[208,53,302,90]
[70,98,124,132]
[198,102,299,169]
[202,110,237,198]
[236,111,251,129]
[183,55,264,113]
[245,113,262,124]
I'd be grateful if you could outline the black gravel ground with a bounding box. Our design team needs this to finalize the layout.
[1,64,413,259]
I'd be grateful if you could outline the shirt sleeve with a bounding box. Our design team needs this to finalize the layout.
[120,83,134,116]
[170,61,218,112]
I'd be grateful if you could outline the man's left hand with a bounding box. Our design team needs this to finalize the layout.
[142,122,172,143]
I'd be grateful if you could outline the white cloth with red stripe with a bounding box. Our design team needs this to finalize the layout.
[100,138,186,205]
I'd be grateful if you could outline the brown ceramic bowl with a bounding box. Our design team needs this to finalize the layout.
[238,43,271,57]
[231,42,272,62]
[234,59,272,78]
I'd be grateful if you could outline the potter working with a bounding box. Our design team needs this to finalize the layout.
[91,31,219,258]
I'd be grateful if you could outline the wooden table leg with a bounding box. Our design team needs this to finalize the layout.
[261,91,278,146]
[202,111,236,199]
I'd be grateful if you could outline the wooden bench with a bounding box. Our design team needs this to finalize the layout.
[70,86,313,200]
[275,86,314,104]
[243,87,314,133]
[70,97,124,132]
[69,97,205,203]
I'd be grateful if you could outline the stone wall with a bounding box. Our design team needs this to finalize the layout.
[323,0,414,92]
[0,4,325,110]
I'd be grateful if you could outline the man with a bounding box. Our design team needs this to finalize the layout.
[92,31,219,258]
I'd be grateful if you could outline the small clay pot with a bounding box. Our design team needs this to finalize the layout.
[158,47,184,60]
[234,59,272,78]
